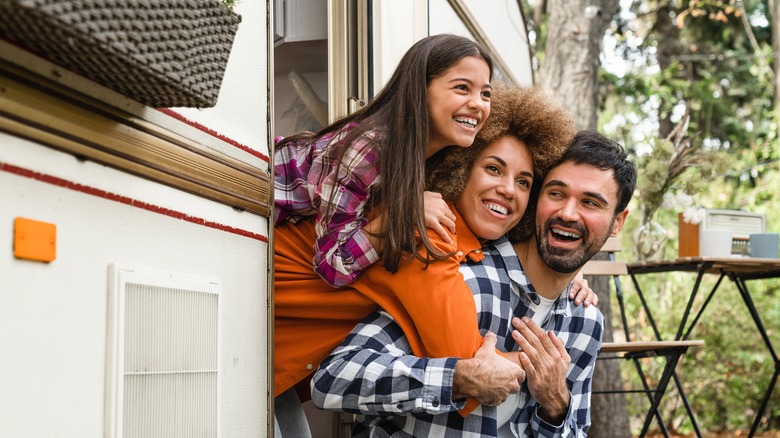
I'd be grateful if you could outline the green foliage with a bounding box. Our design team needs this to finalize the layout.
[595,0,780,434]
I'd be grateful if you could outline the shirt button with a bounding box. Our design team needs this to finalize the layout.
[456,251,464,257]
[306,364,313,371]
[432,398,439,407]
[474,249,481,253]
[397,403,403,409]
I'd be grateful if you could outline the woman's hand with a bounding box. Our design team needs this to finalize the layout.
[424,191,457,244]
[568,271,598,307]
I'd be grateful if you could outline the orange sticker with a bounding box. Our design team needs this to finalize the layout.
[14,217,56,262]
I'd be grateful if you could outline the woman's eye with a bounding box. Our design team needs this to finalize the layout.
[486,164,500,174]
[455,84,468,91]
[481,90,491,99]
[516,179,530,187]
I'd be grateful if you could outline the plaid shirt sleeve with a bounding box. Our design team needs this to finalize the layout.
[274,127,382,287]
[515,304,604,438]
[310,310,466,416]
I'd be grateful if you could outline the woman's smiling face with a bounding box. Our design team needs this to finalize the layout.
[455,135,534,241]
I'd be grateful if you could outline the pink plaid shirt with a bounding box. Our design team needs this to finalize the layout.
[274,124,382,287]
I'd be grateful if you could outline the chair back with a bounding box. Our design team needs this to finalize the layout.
[581,237,627,276]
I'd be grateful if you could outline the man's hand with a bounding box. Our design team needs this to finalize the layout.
[511,317,571,423]
[453,332,526,406]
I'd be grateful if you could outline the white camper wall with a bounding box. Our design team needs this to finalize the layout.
[0,136,267,437]
[371,0,533,95]
[0,0,270,437]
[428,0,534,86]
[371,0,429,91]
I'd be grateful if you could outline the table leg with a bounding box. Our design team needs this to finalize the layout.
[749,367,779,438]
[630,274,663,339]
[674,268,709,340]
[638,349,686,438]
[628,357,671,436]
[629,272,704,437]
[732,276,779,438]
[683,273,726,340]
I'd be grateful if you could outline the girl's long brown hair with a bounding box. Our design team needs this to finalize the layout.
[277,34,493,273]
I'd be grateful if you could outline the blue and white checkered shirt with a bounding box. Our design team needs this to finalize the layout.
[311,236,603,437]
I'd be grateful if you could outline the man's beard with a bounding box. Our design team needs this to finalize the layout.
[536,218,613,274]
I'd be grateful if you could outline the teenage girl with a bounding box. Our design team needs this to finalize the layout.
[274,34,493,400]
[275,34,492,289]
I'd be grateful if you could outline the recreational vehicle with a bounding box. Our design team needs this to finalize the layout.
[0,1,532,436]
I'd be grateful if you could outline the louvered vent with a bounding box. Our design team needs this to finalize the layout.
[107,265,221,438]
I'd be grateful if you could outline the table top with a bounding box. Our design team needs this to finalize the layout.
[628,256,780,278]
[601,340,705,354]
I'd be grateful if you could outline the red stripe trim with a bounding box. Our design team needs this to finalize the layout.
[156,108,271,163]
[1,162,268,243]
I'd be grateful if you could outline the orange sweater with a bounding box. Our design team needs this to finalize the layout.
[274,206,486,413]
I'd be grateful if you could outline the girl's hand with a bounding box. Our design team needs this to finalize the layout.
[424,191,457,244]
[569,271,598,307]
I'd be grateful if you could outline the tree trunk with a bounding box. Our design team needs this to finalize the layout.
[536,1,631,436]
[587,270,632,438]
[771,0,780,128]
[537,0,618,130]
[652,5,683,139]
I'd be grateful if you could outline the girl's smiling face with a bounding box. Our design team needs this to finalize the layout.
[426,56,492,158]
[455,135,534,241]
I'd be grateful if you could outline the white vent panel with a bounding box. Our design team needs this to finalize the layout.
[107,265,221,438]
[706,212,765,237]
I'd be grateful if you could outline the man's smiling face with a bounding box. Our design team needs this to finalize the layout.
[534,161,628,273]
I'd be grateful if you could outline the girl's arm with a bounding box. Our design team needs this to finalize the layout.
[305,126,456,287]
[568,272,598,306]
[311,134,383,287]
[424,191,457,245]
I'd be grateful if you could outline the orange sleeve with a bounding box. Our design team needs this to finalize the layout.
[355,231,483,359]
[352,227,487,415]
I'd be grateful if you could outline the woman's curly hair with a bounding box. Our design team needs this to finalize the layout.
[426,82,576,241]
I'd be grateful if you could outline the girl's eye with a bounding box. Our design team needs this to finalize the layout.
[455,84,468,91]
[516,178,530,188]
[481,90,491,99]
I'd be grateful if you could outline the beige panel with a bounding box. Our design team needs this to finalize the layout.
[0,61,271,217]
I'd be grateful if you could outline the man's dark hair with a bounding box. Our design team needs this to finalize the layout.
[559,130,637,214]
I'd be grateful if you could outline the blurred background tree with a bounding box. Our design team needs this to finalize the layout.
[525,0,779,435]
